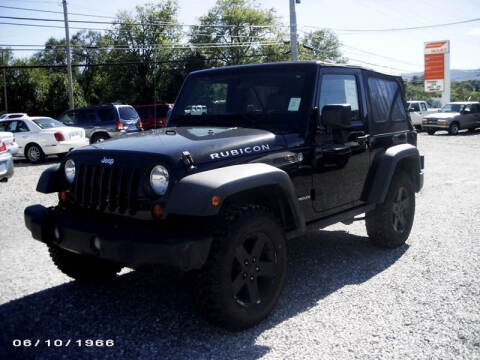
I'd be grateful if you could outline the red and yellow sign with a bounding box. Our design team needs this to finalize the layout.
[424,40,449,92]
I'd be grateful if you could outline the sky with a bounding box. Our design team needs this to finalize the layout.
[0,0,479,75]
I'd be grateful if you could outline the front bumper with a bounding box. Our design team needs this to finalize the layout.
[0,151,14,180]
[24,205,212,270]
[422,123,449,129]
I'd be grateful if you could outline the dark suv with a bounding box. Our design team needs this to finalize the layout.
[58,104,142,144]
[25,62,424,330]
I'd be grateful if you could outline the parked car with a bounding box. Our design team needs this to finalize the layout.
[134,104,173,130]
[0,113,28,120]
[58,104,142,144]
[422,102,480,135]
[0,131,19,155]
[407,101,438,131]
[25,61,424,330]
[0,139,14,182]
[0,117,89,163]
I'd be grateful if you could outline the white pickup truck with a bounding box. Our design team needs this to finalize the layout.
[407,101,439,131]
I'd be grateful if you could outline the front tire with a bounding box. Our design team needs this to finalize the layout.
[449,122,459,135]
[25,144,45,163]
[48,245,122,283]
[366,172,415,248]
[194,205,287,330]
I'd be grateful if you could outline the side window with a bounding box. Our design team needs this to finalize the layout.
[471,104,480,113]
[76,110,97,124]
[8,121,29,133]
[410,103,420,112]
[318,74,360,123]
[391,96,407,122]
[98,108,117,123]
[59,111,76,125]
[368,77,404,123]
[17,121,30,132]
[0,121,8,131]
[420,103,427,112]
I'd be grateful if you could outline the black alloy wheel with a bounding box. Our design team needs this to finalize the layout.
[231,231,278,307]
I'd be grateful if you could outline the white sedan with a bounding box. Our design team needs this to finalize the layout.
[0,117,89,163]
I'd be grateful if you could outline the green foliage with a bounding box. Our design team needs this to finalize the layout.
[0,0,345,116]
[299,29,345,62]
[404,78,480,103]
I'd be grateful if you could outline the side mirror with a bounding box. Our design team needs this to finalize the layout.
[322,104,352,129]
[408,108,415,112]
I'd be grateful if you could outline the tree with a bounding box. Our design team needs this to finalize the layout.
[102,0,182,104]
[299,29,345,63]
[189,0,289,65]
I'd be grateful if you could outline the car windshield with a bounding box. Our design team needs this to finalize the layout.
[439,104,465,113]
[33,117,65,129]
[169,66,315,134]
[118,106,139,120]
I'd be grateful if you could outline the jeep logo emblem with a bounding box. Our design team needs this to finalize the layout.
[100,157,115,165]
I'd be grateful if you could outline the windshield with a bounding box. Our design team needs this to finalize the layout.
[118,106,139,120]
[33,117,65,129]
[169,66,315,134]
[440,104,465,113]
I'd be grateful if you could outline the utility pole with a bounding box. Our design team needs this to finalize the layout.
[289,0,299,61]
[62,0,74,109]
[2,51,7,113]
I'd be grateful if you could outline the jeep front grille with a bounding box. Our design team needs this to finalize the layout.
[71,163,140,214]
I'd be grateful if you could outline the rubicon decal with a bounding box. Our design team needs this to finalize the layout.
[210,144,271,159]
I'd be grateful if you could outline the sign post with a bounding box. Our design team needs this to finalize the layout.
[424,40,450,105]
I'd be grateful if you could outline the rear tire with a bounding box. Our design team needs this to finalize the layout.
[194,205,287,330]
[25,144,45,163]
[90,133,109,144]
[366,172,415,249]
[48,245,122,284]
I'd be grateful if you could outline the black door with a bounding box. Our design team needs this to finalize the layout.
[312,69,371,216]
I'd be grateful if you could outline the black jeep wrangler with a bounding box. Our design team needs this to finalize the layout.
[24,62,424,330]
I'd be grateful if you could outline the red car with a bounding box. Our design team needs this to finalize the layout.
[134,104,173,130]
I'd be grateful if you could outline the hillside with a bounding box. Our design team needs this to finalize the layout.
[402,69,480,81]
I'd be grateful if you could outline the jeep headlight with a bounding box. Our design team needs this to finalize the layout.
[150,165,169,195]
[64,159,76,184]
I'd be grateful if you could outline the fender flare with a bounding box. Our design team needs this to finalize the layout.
[165,163,305,232]
[366,144,422,204]
[36,164,67,193]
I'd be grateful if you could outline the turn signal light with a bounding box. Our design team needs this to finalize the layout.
[152,203,163,219]
[211,195,221,207]
[58,191,67,202]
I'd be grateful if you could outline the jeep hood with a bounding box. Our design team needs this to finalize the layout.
[74,127,286,167]
[423,112,459,119]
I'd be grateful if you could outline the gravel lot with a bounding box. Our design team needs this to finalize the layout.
[1,131,479,359]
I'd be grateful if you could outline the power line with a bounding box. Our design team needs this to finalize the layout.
[341,44,421,67]
[304,17,480,33]
[0,5,116,19]
[1,42,285,52]
[0,15,285,29]
[0,54,269,70]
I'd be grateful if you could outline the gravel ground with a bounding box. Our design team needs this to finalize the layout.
[1,131,479,359]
